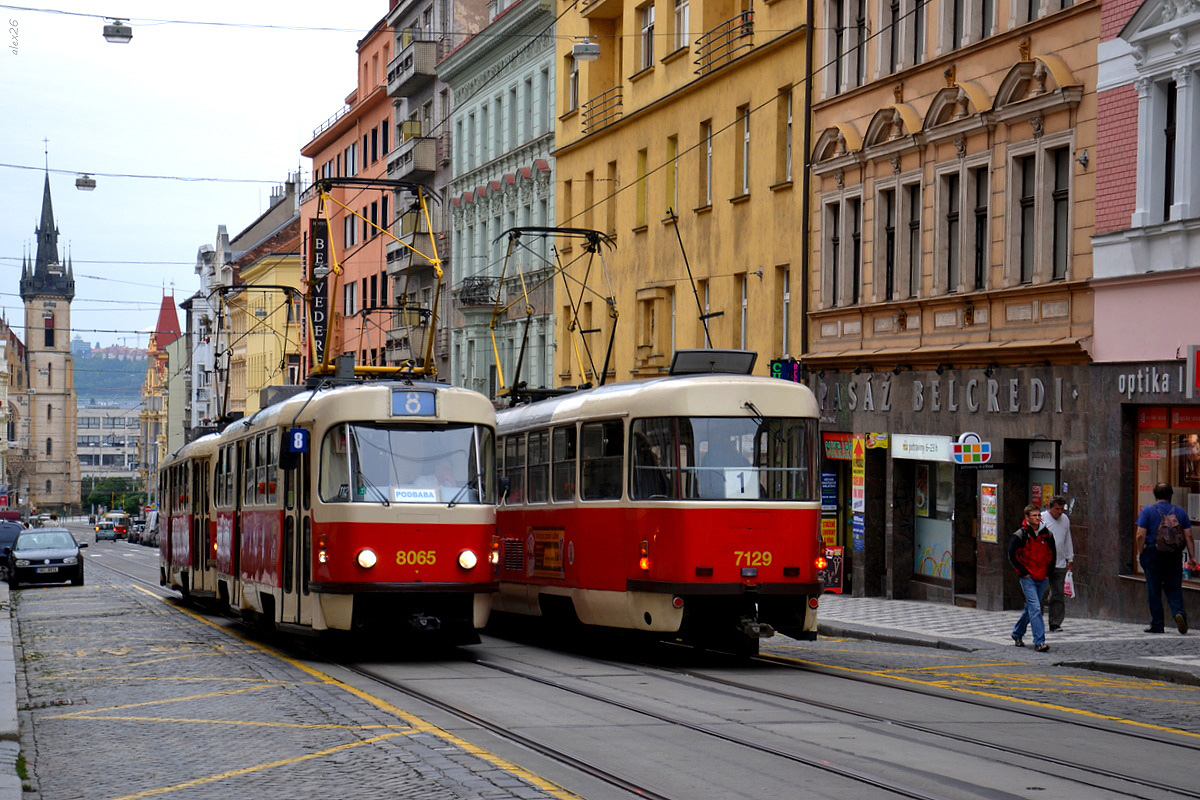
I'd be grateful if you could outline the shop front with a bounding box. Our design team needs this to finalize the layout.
[814,364,1089,611]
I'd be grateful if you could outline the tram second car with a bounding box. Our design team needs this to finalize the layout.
[494,372,824,654]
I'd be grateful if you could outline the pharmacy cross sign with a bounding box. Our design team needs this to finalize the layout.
[952,431,992,464]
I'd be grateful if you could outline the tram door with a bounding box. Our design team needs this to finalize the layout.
[280,437,310,626]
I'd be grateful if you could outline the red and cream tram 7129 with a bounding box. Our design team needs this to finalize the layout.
[494,367,824,654]
[159,381,498,641]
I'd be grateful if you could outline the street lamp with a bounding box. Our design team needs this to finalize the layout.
[75,174,96,191]
[102,18,132,44]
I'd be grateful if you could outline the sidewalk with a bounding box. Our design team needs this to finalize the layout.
[0,584,20,800]
[815,592,1200,686]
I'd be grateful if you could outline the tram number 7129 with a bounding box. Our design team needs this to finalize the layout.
[734,550,773,567]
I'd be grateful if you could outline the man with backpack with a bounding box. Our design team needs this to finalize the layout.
[1134,482,1195,634]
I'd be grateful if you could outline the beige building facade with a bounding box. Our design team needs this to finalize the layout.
[552,0,810,383]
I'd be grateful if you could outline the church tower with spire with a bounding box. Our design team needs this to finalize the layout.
[17,173,81,514]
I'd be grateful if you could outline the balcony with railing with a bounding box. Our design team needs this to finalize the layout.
[387,120,436,181]
[581,85,623,134]
[694,10,754,76]
[457,276,498,308]
[387,29,438,98]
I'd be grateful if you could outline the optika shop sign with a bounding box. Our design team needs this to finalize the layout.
[819,373,1077,416]
[1117,365,1186,400]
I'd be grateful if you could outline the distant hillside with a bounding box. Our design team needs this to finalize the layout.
[74,352,146,404]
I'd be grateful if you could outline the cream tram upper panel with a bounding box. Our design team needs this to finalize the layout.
[498,375,819,434]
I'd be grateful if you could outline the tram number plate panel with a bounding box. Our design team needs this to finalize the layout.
[391,390,436,417]
[528,528,564,579]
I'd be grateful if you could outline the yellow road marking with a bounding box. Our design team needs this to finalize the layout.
[766,653,1200,739]
[102,732,410,800]
[50,714,408,730]
[44,683,284,718]
[131,585,584,800]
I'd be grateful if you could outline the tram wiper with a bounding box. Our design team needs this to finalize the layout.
[447,474,482,508]
[743,401,765,426]
[355,470,391,507]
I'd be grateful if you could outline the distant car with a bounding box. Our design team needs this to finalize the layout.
[94,522,118,542]
[7,528,86,588]
[0,521,24,580]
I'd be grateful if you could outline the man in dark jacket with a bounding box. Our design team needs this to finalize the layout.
[1008,504,1057,652]
[1135,482,1195,634]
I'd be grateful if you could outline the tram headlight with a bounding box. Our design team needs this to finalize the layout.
[356,548,378,569]
[458,549,478,570]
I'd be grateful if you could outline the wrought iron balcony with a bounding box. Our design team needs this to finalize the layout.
[581,85,623,134]
[694,10,754,76]
[457,276,498,307]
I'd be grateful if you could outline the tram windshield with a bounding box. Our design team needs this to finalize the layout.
[318,423,495,505]
[630,416,817,501]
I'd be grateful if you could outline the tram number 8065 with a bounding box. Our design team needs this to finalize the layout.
[396,550,438,565]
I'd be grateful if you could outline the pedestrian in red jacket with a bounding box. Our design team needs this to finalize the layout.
[1007,504,1057,652]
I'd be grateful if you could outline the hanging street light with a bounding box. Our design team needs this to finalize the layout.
[75,174,96,191]
[102,18,132,44]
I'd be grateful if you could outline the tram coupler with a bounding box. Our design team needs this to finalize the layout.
[409,614,442,632]
[739,618,776,639]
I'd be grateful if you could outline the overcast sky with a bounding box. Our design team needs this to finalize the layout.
[0,2,386,349]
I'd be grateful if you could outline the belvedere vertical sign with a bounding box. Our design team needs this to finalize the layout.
[309,218,330,366]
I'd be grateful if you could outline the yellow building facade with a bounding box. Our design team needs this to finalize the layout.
[228,251,303,416]
[553,0,810,383]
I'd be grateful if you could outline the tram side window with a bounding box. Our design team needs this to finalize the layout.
[527,430,549,503]
[630,419,686,500]
[504,434,526,503]
[552,426,577,501]
[755,418,818,501]
[267,431,278,505]
[581,420,623,500]
[243,441,256,506]
[319,425,351,502]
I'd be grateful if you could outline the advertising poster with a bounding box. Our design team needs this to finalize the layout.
[915,464,930,517]
[851,435,866,513]
[820,546,844,594]
[852,513,865,551]
[820,517,838,547]
[980,484,998,544]
[821,471,838,513]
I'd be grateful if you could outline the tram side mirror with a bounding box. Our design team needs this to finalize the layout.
[280,427,309,471]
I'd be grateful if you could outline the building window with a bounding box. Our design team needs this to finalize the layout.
[831,0,845,92]
[849,197,862,304]
[568,55,579,111]
[907,183,922,297]
[640,3,656,70]
[880,187,897,300]
[912,0,926,66]
[1017,154,1037,284]
[1009,138,1072,285]
[886,0,900,73]
[1052,147,1070,280]
[46,479,52,493]
[699,119,713,206]
[780,266,791,356]
[852,0,866,85]
[942,171,961,293]
[826,201,842,307]
[636,148,649,228]
[740,274,749,349]
[777,88,793,183]
[736,104,751,196]
[46,438,52,457]
[674,0,689,50]
[1164,78,1177,221]
[666,135,679,213]
[972,166,989,291]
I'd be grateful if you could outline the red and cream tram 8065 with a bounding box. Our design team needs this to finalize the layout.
[159,381,498,641]
[494,369,824,654]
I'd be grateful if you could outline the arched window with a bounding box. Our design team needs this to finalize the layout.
[45,479,52,493]
[46,437,52,457]
[46,405,52,421]
[43,312,54,347]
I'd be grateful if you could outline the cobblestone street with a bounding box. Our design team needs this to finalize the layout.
[11,572,559,800]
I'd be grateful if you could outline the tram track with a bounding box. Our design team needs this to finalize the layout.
[88,551,1200,800]
[650,654,1200,800]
